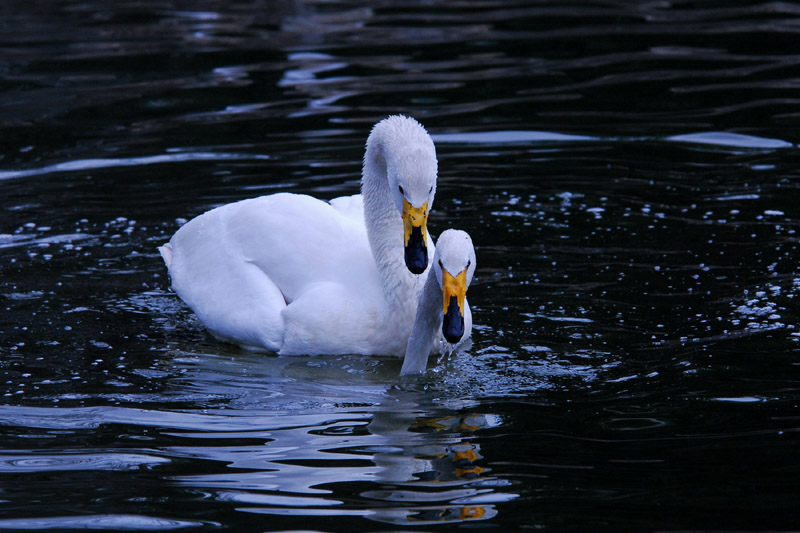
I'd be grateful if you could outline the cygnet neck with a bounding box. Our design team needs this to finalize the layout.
[400,268,442,375]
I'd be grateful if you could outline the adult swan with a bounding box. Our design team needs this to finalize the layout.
[159,115,447,356]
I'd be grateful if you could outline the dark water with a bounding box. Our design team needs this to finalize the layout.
[2,1,800,531]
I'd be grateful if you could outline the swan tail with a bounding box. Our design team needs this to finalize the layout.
[158,243,173,268]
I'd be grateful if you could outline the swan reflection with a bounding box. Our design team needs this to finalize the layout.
[355,388,507,525]
[164,359,515,526]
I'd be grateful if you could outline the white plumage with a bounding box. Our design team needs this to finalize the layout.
[160,116,474,364]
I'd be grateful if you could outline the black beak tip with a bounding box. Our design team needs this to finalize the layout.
[404,227,428,274]
[443,328,464,345]
[405,253,427,274]
[442,297,465,344]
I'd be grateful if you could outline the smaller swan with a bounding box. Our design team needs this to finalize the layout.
[401,229,476,375]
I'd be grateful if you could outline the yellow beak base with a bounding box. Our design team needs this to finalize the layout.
[402,198,429,274]
[442,268,467,317]
[442,268,467,344]
[402,198,429,246]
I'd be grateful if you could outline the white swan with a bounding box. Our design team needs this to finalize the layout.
[401,229,475,375]
[159,115,440,356]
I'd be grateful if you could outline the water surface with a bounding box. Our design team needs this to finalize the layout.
[2,1,799,531]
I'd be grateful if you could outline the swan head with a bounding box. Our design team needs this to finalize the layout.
[433,229,476,344]
[368,115,438,275]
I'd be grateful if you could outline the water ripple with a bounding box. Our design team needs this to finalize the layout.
[0,451,169,472]
[666,131,794,149]
[0,515,216,530]
[0,152,270,181]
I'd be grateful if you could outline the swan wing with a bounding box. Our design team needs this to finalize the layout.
[164,192,385,352]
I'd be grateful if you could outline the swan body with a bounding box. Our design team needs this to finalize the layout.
[159,115,440,356]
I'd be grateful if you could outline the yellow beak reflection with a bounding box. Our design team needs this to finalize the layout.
[402,198,429,274]
[442,267,467,344]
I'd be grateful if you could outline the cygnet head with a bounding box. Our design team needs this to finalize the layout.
[432,229,476,344]
[368,115,438,274]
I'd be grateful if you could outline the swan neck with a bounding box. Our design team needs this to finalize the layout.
[400,270,442,375]
[362,141,388,225]
[362,128,419,309]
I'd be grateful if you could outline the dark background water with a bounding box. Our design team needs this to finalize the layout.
[2,1,799,531]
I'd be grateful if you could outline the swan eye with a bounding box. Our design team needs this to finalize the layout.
[438,259,443,270]
[428,186,433,194]
[398,185,404,196]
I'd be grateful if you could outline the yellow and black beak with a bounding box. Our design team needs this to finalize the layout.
[442,267,467,344]
[402,198,429,274]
